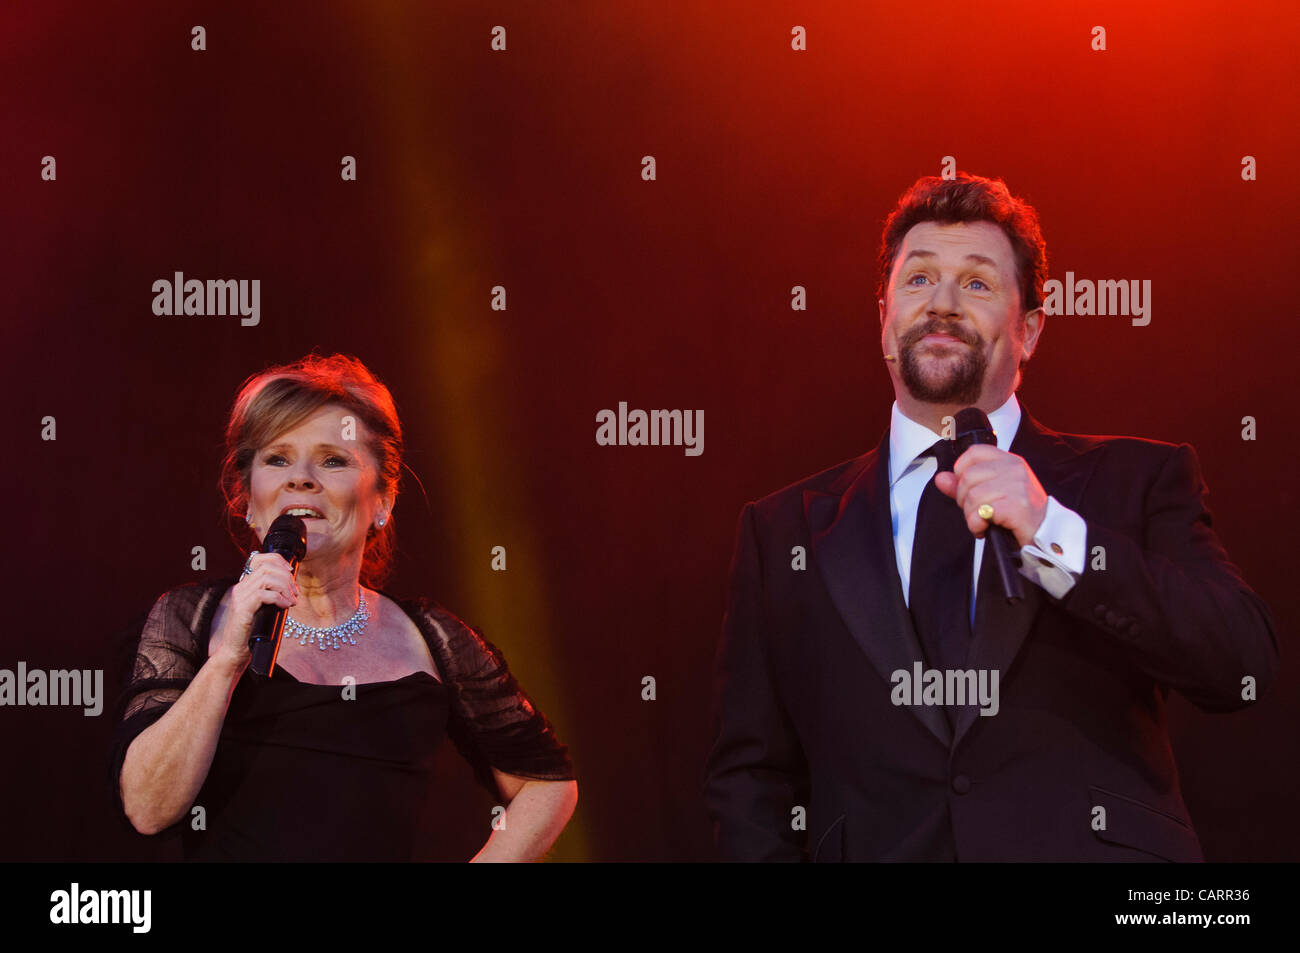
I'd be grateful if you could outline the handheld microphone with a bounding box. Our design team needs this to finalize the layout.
[952,407,1025,604]
[247,514,308,676]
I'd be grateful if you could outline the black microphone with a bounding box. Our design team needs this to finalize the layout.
[247,514,308,676]
[952,407,1025,604]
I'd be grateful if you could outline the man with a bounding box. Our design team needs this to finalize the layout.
[703,172,1279,862]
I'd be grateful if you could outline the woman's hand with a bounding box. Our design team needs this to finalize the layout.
[122,562,299,835]
[209,553,299,673]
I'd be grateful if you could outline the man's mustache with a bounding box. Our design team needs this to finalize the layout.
[904,324,979,347]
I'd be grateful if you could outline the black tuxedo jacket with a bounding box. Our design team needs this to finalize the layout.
[703,406,1279,861]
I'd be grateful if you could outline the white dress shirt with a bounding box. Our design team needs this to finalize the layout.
[888,392,1087,622]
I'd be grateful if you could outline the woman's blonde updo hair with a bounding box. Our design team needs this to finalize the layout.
[219,353,404,589]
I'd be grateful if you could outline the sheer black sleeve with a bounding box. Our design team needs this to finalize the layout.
[108,582,222,823]
[409,599,576,798]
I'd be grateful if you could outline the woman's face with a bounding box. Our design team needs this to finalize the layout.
[246,404,389,565]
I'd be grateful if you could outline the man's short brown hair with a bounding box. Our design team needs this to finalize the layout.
[876,172,1048,316]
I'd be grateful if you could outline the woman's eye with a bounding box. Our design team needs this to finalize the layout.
[263,454,346,466]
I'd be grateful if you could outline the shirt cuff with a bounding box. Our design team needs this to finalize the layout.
[1017,496,1087,599]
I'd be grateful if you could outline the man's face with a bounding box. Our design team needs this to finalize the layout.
[878,220,1039,407]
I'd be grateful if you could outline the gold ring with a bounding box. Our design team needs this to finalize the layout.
[977,503,995,521]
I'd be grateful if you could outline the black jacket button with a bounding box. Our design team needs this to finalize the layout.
[951,775,971,794]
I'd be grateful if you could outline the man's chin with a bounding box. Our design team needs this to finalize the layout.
[907,390,962,405]
[903,374,983,405]
[900,352,984,402]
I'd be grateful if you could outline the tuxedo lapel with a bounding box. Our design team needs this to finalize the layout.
[806,429,952,746]
[805,405,1103,751]
[952,407,1102,748]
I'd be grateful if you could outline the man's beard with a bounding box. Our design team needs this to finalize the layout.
[898,323,988,405]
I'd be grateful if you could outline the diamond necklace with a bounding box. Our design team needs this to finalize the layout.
[284,589,370,650]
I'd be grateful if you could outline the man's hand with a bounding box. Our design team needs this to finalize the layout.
[933,445,1049,549]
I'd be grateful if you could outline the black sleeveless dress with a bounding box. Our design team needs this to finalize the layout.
[109,577,575,861]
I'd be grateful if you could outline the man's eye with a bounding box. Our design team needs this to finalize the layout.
[968,279,989,290]
[907,274,929,286]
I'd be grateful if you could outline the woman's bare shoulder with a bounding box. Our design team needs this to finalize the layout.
[369,589,442,682]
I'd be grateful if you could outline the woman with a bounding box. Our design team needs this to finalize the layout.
[111,353,577,861]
